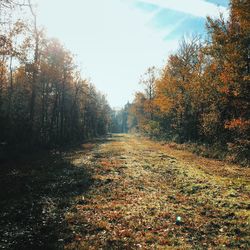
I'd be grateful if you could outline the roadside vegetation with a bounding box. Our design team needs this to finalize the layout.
[127,0,250,166]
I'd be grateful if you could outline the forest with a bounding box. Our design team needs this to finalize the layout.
[0,0,249,165]
[0,0,112,159]
[127,0,250,166]
[0,0,249,249]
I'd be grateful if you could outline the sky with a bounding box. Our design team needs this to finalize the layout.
[36,0,229,108]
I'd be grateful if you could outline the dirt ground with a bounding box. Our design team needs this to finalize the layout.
[0,134,249,249]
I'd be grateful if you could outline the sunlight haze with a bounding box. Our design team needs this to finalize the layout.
[36,0,229,108]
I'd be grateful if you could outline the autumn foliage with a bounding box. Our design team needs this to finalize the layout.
[129,0,250,165]
[0,1,111,153]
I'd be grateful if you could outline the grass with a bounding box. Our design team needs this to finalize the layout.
[167,141,249,167]
[0,146,94,249]
[1,134,249,249]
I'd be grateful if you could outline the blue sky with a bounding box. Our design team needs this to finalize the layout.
[36,0,229,108]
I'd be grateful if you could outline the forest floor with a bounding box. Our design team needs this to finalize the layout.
[0,134,249,249]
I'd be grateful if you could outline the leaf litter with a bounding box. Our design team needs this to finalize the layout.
[1,134,249,249]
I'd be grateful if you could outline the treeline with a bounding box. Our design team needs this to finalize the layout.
[0,1,111,153]
[110,103,130,133]
[128,0,250,165]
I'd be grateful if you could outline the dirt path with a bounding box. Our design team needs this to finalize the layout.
[65,134,250,249]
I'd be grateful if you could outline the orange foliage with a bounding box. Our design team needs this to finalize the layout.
[225,118,250,131]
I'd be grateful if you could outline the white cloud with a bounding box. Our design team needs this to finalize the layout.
[141,0,229,19]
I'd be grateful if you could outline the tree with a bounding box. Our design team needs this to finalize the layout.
[139,66,157,120]
[0,1,112,153]
[129,0,249,164]
[205,0,250,161]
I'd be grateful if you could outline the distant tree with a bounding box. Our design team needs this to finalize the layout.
[139,66,157,120]
[110,103,130,134]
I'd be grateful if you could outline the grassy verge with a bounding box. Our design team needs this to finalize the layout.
[0,144,95,249]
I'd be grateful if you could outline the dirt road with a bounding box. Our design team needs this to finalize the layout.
[66,134,250,249]
[1,134,249,249]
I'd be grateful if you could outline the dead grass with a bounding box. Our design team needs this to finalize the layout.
[1,134,249,249]
[65,134,250,249]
